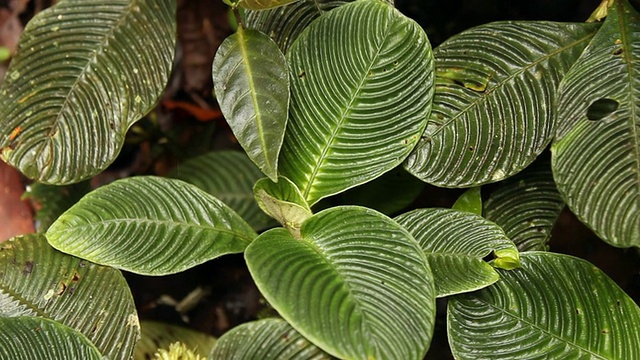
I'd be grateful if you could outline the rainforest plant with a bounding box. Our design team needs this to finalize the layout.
[0,0,639,358]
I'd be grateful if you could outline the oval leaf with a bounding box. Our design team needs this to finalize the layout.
[213,27,289,181]
[395,208,519,297]
[0,317,102,359]
[169,150,272,231]
[245,206,435,360]
[448,252,640,359]
[279,0,434,206]
[46,176,257,276]
[404,21,600,187]
[135,321,216,360]
[552,0,640,248]
[0,234,139,359]
[0,0,176,184]
[484,157,564,251]
[239,0,300,10]
[253,176,312,237]
[209,318,333,359]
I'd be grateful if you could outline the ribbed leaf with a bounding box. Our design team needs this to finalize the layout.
[209,318,333,359]
[484,157,564,251]
[0,317,102,359]
[448,252,640,359]
[239,0,301,10]
[46,176,257,276]
[135,321,216,360]
[213,27,289,181]
[552,0,640,248]
[22,181,91,232]
[280,0,434,205]
[169,151,272,231]
[0,0,176,184]
[245,0,353,52]
[245,206,435,360]
[404,22,600,187]
[0,234,139,359]
[452,187,482,215]
[395,208,519,297]
[253,176,311,237]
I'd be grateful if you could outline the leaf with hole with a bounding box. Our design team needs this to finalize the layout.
[448,252,640,359]
[0,0,176,184]
[46,176,257,276]
[404,21,600,187]
[245,206,435,360]
[552,0,640,248]
[395,208,519,297]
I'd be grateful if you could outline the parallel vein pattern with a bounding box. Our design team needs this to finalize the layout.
[405,21,600,187]
[552,0,640,248]
[0,0,176,184]
[448,252,640,359]
[46,177,257,276]
[280,0,434,205]
[246,207,435,360]
[0,234,138,359]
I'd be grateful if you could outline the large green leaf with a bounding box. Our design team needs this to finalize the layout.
[212,27,289,181]
[209,318,333,359]
[0,317,102,359]
[404,21,600,187]
[279,0,434,206]
[168,151,272,231]
[245,206,435,360]
[0,234,139,359]
[135,321,216,360]
[46,176,257,276]
[395,208,519,297]
[448,252,640,359]
[484,157,564,251]
[0,0,176,184]
[552,0,640,248]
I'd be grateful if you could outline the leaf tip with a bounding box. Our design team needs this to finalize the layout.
[493,249,521,270]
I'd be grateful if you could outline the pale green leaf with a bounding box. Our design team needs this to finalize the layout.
[448,252,640,359]
[239,0,301,10]
[0,0,176,184]
[135,321,216,360]
[395,208,519,297]
[552,0,640,248]
[46,176,257,276]
[452,187,482,215]
[245,206,435,360]
[213,27,289,181]
[209,318,333,359]
[280,0,434,206]
[405,21,600,187]
[169,150,273,231]
[0,234,139,359]
[0,317,102,359]
[253,176,311,237]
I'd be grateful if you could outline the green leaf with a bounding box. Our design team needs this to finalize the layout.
[253,176,312,237]
[168,150,273,231]
[209,318,333,359]
[280,0,434,206]
[0,234,139,359]
[46,176,257,276]
[245,206,435,360]
[22,181,91,232]
[0,47,9,61]
[448,252,640,359]
[552,0,640,248]
[213,27,289,181]
[239,0,301,10]
[0,0,176,184]
[0,317,102,359]
[484,157,564,251]
[404,21,600,187]
[452,187,482,215]
[135,321,216,360]
[395,208,519,297]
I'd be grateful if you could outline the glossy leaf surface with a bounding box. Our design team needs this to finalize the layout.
[552,0,640,248]
[246,206,435,360]
[213,27,289,181]
[0,0,176,184]
[279,0,434,205]
[46,177,257,276]
[448,252,640,359]
[0,234,139,359]
[452,187,482,215]
[395,208,519,297]
[405,21,599,186]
